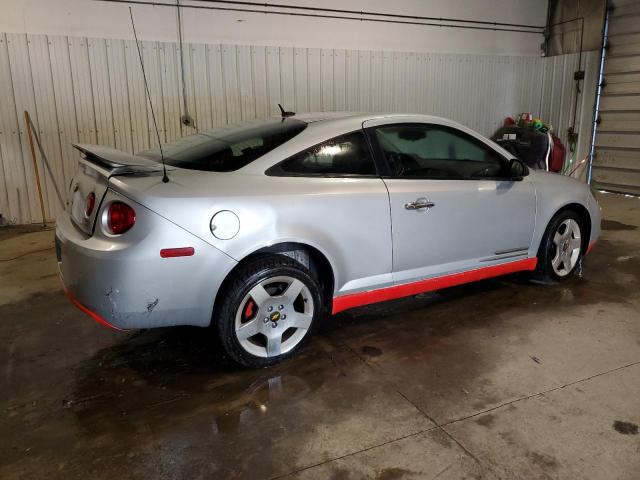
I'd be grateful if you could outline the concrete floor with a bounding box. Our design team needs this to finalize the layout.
[1,192,639,480]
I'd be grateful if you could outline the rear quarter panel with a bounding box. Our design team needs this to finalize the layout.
[111,171,394,296]
[57,188,237,329]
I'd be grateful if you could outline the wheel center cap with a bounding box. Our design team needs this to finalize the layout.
[270,311,281,322]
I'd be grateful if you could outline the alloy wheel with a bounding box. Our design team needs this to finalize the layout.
[551,218,582,277]
[234,275,314,358]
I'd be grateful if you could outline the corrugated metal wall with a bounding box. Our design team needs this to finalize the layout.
[592,0,640,195]
[540,50,600,174]
[0,32,591,225]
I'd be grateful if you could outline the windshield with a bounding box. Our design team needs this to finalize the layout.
[138,118,307,172]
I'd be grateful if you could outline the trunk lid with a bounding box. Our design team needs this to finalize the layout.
[68,144,165,235]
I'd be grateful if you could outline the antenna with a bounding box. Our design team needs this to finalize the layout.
[278,104,295,118]
[129,6,169,183]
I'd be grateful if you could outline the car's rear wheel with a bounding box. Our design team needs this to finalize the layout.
[533,210,584,283]
[216,255,322,368]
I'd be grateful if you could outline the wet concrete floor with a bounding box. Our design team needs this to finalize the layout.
[1,192,639,479]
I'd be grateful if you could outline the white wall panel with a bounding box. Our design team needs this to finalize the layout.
[6,33,41,223]
[539,51,599,176]
[237,45,255,122]
[1,32,580,225]
[141,41,165,143]
[333,49,346,111]
[123,39,150,152]
[28,34,66,218]
[320,49,334,112]
[0,34,24,222]
[306,48,321,113]
[208,44,228,127]
[265,46,281,118]
[106,39,133,153]
[294,48,309,114]
[159,42,182,142]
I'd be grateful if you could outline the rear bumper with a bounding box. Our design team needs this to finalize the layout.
[60,275,126,331]
[56,195,237,330]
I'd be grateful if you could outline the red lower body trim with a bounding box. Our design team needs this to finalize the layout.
[60,278,127,331]
[332,258,538,314]
[586,240,597,255]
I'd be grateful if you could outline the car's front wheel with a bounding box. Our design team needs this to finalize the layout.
[215,255,322,368]
[534,210,584,283]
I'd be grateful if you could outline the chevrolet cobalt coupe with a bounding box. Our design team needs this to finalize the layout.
[56,113,600,367]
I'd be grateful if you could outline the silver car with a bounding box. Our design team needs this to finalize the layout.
[56,112,601,367]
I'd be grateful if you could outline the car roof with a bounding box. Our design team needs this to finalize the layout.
[294,111,449,126]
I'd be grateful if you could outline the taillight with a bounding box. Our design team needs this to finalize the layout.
[107,202,136,235]
[84,192,96,217]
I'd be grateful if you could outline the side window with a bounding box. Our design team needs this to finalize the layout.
[274,131,377,176]
[374,124,507,180]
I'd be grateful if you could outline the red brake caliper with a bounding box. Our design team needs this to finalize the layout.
[243,299,256,320]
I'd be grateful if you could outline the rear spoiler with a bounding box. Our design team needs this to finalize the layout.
[72,144,168,176]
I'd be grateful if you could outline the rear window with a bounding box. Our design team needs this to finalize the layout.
[138,118,307,172]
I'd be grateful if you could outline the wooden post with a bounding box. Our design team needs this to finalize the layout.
[24,110,47,227]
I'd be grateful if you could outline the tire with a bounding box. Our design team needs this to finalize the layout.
[533,209,584,284]
[215,254,323,368]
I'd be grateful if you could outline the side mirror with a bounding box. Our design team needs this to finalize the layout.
[509,158,527,181]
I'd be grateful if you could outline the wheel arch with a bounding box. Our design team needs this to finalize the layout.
[211,241,336,326]
[544,202,592,254]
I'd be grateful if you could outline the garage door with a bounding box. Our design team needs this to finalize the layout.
[593,0,640,194]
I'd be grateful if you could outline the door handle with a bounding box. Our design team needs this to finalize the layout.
[404,199,435,210]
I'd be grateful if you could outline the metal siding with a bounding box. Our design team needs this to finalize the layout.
[88,38,116,147]
[320,49,333,112]
[392,52,407,113]
[357,50,371,112]
[279,46,295,113]
[0,33,25,223]
[294,47,309,113]
[265,46,281,117]
[48,36,80,184]
[333,49,346,111]
[222,44,241,124]
[345,50,359,112]
[106,38,134,151]
[207,44,227,126]
[142,41,166,143]
[1,32,570,224]
[124,39,150,152]
[6,33,40,223]
[369,51,384,112]
[28,34,65,219]
[192,43,214,131]
[235,45,254,122]
[160,41,182,142]
[251,46,269,118]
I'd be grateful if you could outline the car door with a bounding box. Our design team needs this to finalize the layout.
[363,118,536,286]
[266,129,394,297]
